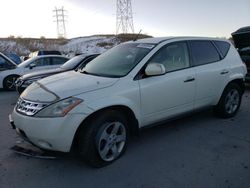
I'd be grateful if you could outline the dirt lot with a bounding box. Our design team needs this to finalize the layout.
[0,87,250,188]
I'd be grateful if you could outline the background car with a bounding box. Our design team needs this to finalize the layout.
[232,26,250,82]
[16,53,99,93]
[238,47,250,82]
[0,55,69,90]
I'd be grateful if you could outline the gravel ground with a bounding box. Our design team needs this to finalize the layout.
[0,86,250,188]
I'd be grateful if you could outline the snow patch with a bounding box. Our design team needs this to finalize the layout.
[0,36,120,56]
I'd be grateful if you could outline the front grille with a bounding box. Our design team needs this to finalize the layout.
[16,98,48,116]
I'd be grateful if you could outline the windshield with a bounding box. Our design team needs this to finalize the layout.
[4,53,22,64]
[0,54,16,70]
[17,57,38,68]
[60,55,85,70]
[82,43,154,78]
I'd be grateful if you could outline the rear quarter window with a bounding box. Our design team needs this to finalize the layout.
[34,57,50,66]
[214,41,230,58]
[190,41,221,66]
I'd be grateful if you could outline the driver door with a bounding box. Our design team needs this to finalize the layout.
[138,42,196,126]
[24,57,51,74]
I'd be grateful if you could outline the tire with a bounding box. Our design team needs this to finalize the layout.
[17,86,25,94]
[214,83,243,118]
[3,75,20,91]
[78,110,129,168]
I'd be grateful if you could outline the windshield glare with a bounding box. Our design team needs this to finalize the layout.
[82,43,154,77]
[61,55,84,69]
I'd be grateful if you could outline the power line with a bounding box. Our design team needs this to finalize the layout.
[53,7,67,38]
[116,0,134,34]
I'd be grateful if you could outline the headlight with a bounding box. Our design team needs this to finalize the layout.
[35,97,83,118]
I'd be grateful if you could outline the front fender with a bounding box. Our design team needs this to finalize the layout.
[86,96,142,126]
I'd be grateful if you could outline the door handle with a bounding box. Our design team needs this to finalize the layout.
[220,70,229,75]
[184,76,195,83]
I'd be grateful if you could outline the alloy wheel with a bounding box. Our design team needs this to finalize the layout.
[97,122,126,162]
[225,89,240,114]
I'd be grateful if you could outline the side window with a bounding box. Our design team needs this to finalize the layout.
[33,57,50,67]
[51,57,68,65]
[190,41,220,66]
[214,41,230,58]
[149,42,190,72]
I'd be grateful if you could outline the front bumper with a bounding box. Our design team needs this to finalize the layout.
[10,109,87,152]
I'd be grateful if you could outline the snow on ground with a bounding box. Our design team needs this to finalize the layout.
[0,36,120,56]
[0,40,30,55]
[60,36,119,55]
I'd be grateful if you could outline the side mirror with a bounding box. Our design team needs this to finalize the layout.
[29,63,36,69]
[145,63,166,76]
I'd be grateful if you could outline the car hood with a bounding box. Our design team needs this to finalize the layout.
[21,71,119,103]
[21,68,65,80]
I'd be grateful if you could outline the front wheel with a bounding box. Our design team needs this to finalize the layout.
[214,83,242,118]
[78,110,128,167]
[3,75,20,91]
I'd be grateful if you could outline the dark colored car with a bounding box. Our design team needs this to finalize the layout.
[16,53,99,93]
[238,48,250,82]
[0,52,17,71]
[29,50,62,58]
[232,26,250,82]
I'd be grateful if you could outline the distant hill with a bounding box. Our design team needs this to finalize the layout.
[0,34,152,56]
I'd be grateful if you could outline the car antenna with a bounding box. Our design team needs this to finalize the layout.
[133,29,142,41]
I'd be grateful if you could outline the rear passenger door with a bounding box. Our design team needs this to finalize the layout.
[189,40,230,109]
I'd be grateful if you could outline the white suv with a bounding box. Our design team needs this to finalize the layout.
[10,37,247,167]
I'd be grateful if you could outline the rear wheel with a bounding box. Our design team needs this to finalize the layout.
[214,83,242,118]
[78,110,128,167]
[3,75,19,91]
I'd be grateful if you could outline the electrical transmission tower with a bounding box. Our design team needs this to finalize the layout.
[116,0,134,34]
[53,7,67,38]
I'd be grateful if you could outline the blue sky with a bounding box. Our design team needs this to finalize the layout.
[0,0,249,38]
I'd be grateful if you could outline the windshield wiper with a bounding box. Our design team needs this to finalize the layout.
[80,70,90,74]
[80,70,121,78]
[80,70,102,76]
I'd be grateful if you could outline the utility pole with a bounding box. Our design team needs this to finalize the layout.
[53,7,67,38]
[116,0,134,34]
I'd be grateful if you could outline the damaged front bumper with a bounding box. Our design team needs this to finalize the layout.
[9,111,87,152]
